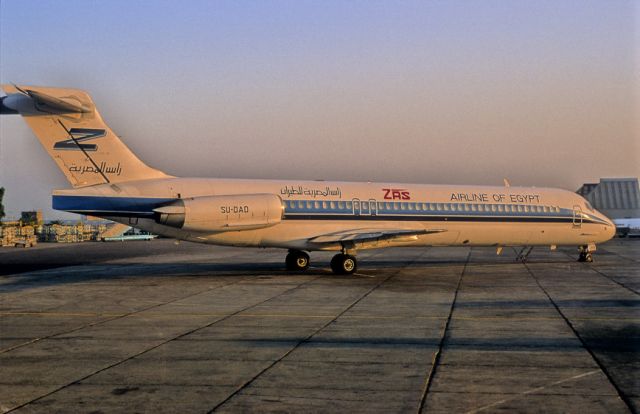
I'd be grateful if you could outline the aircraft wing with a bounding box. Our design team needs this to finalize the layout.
[308,228,446,245]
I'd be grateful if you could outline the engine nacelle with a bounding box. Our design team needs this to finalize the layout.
[154,194,284,233]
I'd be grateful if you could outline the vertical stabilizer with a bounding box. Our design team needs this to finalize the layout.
[1,84,171,187]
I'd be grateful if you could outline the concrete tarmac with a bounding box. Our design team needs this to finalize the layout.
[0,239,638,413]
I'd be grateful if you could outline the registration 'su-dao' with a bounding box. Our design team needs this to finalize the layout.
[0,85,615,273]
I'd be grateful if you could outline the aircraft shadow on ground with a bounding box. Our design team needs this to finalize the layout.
[0,253,622,293]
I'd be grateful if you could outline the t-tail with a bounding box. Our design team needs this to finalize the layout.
[1,84,170,187]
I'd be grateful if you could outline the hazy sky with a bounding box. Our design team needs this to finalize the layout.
[1,0,638,219]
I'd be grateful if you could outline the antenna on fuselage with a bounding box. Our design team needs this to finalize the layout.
[503,178,511,187]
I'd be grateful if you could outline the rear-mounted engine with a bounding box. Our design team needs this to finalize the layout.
[154,194,284,232]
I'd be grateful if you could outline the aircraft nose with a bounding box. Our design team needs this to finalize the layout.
[603,216,616,241]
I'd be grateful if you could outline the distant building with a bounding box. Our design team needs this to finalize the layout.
[577,178,640,219]
[20,210,43,226]
[577,178,640,236]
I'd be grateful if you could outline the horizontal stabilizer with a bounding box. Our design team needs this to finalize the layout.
[27,88,92,113]
[2,84,93,114]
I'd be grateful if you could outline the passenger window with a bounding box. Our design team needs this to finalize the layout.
[497,204,503,212]
[443,204,449,211]
[322,201,328,209]
[408,203,414,210]
[517,205,523,212]
[451,204,457,211]
[346,202,352,209]
[524,206,529,212]
[306,201,312,209]
[314,201,320,209]
[471,204,476,212]
[491,205,496,212]
[338,201,345,209]
[464,204,470,212]
[330,201,336,209]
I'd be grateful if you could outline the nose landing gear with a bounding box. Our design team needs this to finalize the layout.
[578,245,594,262]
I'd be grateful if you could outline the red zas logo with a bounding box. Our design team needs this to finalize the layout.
[382,188,410,200]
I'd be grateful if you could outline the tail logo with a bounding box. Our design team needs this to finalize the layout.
[53,128,106,151]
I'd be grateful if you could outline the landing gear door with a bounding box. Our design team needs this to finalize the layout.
[573,205,583,228]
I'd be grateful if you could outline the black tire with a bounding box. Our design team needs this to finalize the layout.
[330,254,343,273]
[330,254,357,274]
[286,250,310,271]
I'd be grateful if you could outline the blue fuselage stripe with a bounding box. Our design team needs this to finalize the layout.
[52,195,175,215]
[52,195,603,225]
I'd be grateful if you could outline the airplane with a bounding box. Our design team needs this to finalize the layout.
[0,84,616,273]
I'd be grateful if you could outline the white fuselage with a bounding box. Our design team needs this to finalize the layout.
[52,177,616,251]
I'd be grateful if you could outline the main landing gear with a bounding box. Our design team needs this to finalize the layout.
[285,250,310,271]
[284,249,358,274]
[330,253,357,275]
[578,245,594,263]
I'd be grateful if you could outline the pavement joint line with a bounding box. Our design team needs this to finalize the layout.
[557,251,640,296]
[417,247,471,414]
[206,248,429,413]
[523,262,636,414]
[3,313,638,323]
[4,274,324,413]
[0,276,253,355]
[463,369,601,413]
[598,244,640,264]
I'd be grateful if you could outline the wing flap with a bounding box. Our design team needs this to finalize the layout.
[309,228,446,244]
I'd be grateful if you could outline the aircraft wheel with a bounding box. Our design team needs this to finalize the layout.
[578,246,587,262]
[585,253,593,263]
[286,250,310,271]
[330,254,357,274]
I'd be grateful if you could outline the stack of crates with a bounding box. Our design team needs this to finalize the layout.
[36,222,108,243]
[0,226,37,247]
[1,226,17,247]
[19,226,35,237]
